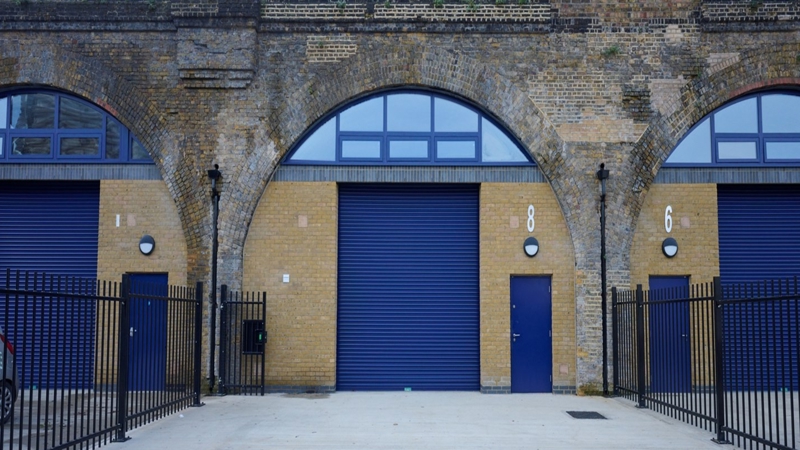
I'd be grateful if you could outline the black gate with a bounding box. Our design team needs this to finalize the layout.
[0,269,203,450]
[613,277,799,450]
[218,286,266,395]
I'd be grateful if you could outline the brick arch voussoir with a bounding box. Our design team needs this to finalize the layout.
[276,46,564,177]
[624,43,800,262]
[0,42,203,278]
[0,42,173,173]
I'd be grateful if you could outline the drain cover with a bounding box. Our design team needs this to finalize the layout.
[566,411,607,419]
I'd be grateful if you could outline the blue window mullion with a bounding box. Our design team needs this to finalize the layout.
[384,96,389,161]
[477,113,483,162]
[101,116,107,159]
[335,114,341,161]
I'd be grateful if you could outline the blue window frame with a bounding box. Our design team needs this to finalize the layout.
[0,89,153,164]
[284,89,534,166]
[665,91,800,167]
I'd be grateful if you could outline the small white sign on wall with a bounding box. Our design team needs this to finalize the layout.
[283,274,290,283]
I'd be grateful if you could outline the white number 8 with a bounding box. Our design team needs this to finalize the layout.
[665,205,673,233]
[527,205,535,233]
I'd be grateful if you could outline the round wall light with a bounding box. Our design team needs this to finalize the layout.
[139,235,155,256]
[523,236,539,257]
[662,237,678,258]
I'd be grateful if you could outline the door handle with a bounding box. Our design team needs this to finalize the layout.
[512,333,521,338]
[130,327,136,337]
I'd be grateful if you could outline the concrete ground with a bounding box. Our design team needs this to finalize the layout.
[121,392,725,450]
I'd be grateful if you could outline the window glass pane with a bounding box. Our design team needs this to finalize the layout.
[106,120,120,159]
[666,118,712,164]
[131,139,149,160]
[387,94,431,132]
[762,94,800,133]
[340,97,383,132]
[436,140,475,159]
[766,141,800,160]
[12,137,51,155]
[0,136,3,156]
[434,98,478,132]
[59,97,102,129]
[0,98,6,129]
[11,94,55,129]
[60,137,100,156]
[289,117,336,161]
[481,118,528,162]
[718,141,757,160]
[389,140,428,159]
[714,97,757,133]
[342,140,381,159]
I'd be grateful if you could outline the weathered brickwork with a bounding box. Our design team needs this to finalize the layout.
[242,182,338,388]
[3,0,800,393]
[306,34,358,63]
[480,183,576,391]
[263,2,367,20]
[373,4,551,22]
[172,0,220,17]
[701,1,800,23]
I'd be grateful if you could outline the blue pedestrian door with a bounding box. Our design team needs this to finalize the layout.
[648,275,691,393]
[128,273,168,391]
[510,276,552,393]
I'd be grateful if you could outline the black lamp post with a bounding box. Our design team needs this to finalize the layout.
[596,163,609,396]
[207,164,222,393]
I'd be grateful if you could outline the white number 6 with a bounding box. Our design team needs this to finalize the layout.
[527,205,535,233]
[665,205,673,233]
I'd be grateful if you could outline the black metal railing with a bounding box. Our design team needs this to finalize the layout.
[218,286,266,396]
[613,277,799,450]
[0,269,203,450]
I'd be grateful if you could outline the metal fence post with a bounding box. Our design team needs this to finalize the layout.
[113,274,131,442]
[261,291,267,396]
[712,277,729,444]
[635,284,646,409]
[192,281,204,407]
[218,285,228,396]
[611,286,619,396]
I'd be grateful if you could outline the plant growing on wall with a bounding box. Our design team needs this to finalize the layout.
[464,0,478,12]
[601,45,621,57]
[433,0,444,8]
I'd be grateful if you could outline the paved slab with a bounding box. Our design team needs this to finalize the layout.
[122,393,723,450]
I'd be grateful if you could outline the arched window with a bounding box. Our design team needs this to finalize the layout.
[665,91,800,166]
[0,89,153,163]
[284,90,533,166]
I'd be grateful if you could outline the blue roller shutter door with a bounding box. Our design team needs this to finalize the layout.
[718,184,799,391]
[337,184,480,391]
[0,180,99,389]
